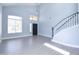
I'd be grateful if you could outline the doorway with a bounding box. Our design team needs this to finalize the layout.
[32,23,38,35]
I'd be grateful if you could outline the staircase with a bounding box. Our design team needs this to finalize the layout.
[53,12,79,35]
[51,12,79,48]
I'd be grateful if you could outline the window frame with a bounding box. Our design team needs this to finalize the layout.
[8,15,22,34]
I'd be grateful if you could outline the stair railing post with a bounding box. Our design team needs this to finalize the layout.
[52,27,54,38]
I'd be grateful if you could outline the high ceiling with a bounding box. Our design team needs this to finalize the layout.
[0,3,41,6]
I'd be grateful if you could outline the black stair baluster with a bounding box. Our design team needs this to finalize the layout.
[53,12,79,36]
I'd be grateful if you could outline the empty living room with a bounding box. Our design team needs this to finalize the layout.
[0,1,79,59]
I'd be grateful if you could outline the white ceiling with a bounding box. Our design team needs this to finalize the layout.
[0,3,40,6]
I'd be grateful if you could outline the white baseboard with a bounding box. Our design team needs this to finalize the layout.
[52,40,79,48]
[38,33,52,38]
[1,34,32,40]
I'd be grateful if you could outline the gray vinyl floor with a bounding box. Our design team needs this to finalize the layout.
[0,35,79,55]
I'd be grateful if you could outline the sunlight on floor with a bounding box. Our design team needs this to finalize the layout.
[44,43,70,55]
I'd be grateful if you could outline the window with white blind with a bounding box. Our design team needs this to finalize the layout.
[8,15,22,33]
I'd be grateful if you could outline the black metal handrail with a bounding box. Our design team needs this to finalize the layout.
[54,12,79,28]
[52,12,79,36]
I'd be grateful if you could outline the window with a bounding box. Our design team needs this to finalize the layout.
[29,15,38,21]
[8,15,22,33]
[30,23,32,33]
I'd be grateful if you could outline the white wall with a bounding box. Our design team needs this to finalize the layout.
[39,3,78,38]
[52,24,79,48]
[2,5,38,38]
[0,6,2,38]
[1,3,78,39]
[78,3,79,12]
